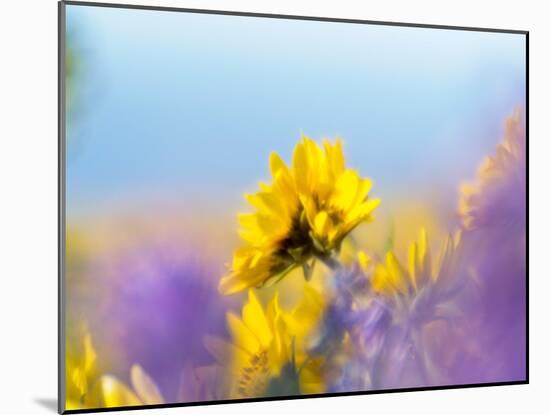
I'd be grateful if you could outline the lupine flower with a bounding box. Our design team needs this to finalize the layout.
[81,240,232,402]
[220,136,380,294]
[455,108,527,382]
[312,263,392,392]
[325,230,470,391]
[335,229,468,389]
[204,288,325,399]
[459,108,526,231]
[328,299,392,392]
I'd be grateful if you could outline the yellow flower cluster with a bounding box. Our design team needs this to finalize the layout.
[205,287,325,398]
[366,228,461,300]
[66,330,164,410]
[220,136,379,295]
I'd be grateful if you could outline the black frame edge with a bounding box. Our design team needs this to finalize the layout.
[525,31,530,384]
[61,0,528,35]
[63,380,528,414]
[58,1,67,414]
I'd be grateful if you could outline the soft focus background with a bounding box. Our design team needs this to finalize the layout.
[66,5,525,218]
[3,0,547,415]
[64,0,525,410]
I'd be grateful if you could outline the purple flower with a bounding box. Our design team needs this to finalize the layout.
[83,240,235,403]
[455,108,527,382]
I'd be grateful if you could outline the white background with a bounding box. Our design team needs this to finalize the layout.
[0,0,545,414]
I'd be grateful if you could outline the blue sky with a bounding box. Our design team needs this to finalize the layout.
[65,4,526,216]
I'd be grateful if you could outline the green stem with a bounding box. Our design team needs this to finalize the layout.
[318,254,341,271]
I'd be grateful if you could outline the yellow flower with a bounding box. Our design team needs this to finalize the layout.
[95,364,164,408]
[204,287,325,398]
[459,108,526,230]
[65,328,164,410]
[65,331,99,410]
[220,136,380,294]
[370,228,461,299]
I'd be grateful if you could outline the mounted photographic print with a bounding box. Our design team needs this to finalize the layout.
[59,1,528,413]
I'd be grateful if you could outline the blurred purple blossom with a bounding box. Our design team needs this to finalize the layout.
[87,241,234,402]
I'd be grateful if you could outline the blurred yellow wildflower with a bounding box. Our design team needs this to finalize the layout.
[370,228,461,299]
[459,108,526,230]
[95,364,164,407]
[205,287,325,398]
[65,327,164,410]
[65,330,99,410]
[220,136,380,294]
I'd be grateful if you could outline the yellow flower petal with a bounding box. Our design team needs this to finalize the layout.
[357,251,371,273]
[130,365,164,405]
[313,210,333,239]
[323,138,345,179]
[269,151,287,177]
[99,375,142,408]
[242,290,273,349]
[227,312,262,355]
[292,140,309,193]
